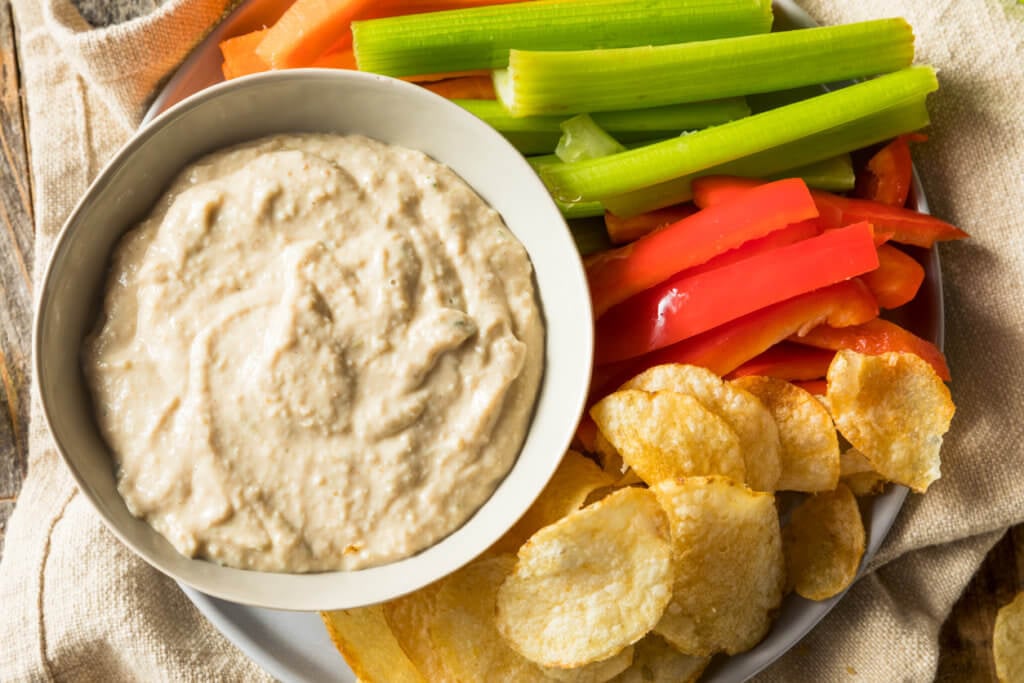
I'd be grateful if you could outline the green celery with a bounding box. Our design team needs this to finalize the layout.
[528,155,605,218]
[768,154,855,192]
[352,0,772,77]
[495,18,914,116]
[455,98,750,154]
[601,98,931,217]
[541,66,938,203]
[555,114,626,163]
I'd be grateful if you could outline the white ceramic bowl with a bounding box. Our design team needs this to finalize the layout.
[34,69,593,611]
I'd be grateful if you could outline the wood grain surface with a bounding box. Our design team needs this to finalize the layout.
[0,0,32,555]
[0,1,1020,677]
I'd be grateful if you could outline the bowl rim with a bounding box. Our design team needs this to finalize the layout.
[33,67,594,611]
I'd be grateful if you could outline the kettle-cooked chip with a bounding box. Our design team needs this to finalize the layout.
[594,429,626,475]
[652,476,785,656]
[609,634,709,683]
[496,487,674,668]
[320,605,425,683]
[543,647,635,683]
[623,364,782,491]
[840,447,888,497]
[491,451,616,555]
[995,592,1024,683]
[732,376,840,492]
[590,390,745,486]
[782,483,865,601]
[383,582,447,678]
[827,350,955,492]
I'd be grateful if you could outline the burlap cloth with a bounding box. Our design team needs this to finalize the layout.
[1,0,1021,680]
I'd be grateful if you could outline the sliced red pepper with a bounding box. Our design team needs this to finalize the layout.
[683,219,821,278]
[594,222,879,364]
[792,379,828,396]
[854,134,927,207]
[791,317,950,381]
[692,175,968,248]
[861,243,926,309]
[589,279,879,401]
[585,178,818,318]
[727,342,836,381]
[604,203,697,245]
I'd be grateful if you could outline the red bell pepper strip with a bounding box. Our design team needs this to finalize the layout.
[861,243,926,309]
[603,203,697,245]
[791,317,950,381]
[792,379,828,396]
[683,219,822,278]
[692,175,968,248]
[854,134,927,207]
[585,178,818,318]
[594,222,880,364]
[727,342,836,381]
[589,279,879,401]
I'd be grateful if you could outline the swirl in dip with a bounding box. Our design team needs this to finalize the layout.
[82,134,544,572]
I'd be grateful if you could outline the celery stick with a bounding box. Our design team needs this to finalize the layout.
[541,67,938,203]
[556,114,626,163]
[528,155,605,218]
[496,18,914,116]
[602,98,931,217]
[455,98,750,154]
[352,0,772,77]
[768,155,855,192]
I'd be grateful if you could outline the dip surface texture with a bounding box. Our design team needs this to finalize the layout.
[82,133,544,572]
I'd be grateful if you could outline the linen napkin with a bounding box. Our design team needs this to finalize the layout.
[1,0,1022,680]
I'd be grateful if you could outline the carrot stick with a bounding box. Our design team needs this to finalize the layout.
[791,317,950,381]
[419,76,496,100]
[310,48,358,69]
[219,29,271,80]
[257,0,375,69]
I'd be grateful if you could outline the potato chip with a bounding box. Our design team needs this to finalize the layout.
[623,364,782,491]
[827,350,955,492]
[652,476,785,656]
[594,429,626,476]
[732,376,840,492]
[543,646,635,682]
[496,487,674,668]
[590,390,745,486]
[610,634,709,683]
[995,592,1024,683]
[782,482,865,601]
[491,451,616,555]
[383,582,447,678]
[840,448,888,497]
[320,606,425,683]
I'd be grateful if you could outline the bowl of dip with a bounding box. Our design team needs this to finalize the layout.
[34,69,593,610]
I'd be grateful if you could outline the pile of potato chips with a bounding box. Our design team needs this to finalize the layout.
[323,350,955,682]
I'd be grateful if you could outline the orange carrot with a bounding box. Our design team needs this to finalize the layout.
[420,76,496,100]
[257,0,375,69]
[310,48,358,70]
[402,69,493,84]
[219,29,271,80]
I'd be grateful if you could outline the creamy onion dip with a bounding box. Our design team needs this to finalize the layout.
[82,133,544,572]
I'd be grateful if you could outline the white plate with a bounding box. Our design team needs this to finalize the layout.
[146,1,942,680]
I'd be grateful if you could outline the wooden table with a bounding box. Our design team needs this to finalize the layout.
[0,1,1020,678]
